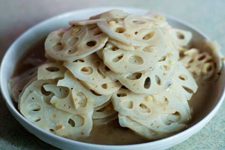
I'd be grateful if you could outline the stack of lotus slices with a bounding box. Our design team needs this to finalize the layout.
[17,9,222,140]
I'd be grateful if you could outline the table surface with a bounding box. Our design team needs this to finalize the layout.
[1,0,225,149]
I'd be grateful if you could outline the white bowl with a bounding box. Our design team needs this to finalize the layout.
[1,7,225,150]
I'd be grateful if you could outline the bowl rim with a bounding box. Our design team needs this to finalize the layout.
[1,6,225,149]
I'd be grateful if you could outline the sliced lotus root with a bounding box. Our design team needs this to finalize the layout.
[90,9,129,20]
[45,24,108,62]
[57,71,111,109]
[118,115,181,140]
[102,41,172,73]
[20,92,93,139]
[96,49,103,59]
[112,86,191,131]
[93,102,117,125]
[94,115,118,126]
[93,102,117,119]
[97,13,171,47]
[170,28,192,48]
[146,14,171,29]
[97,62,118,81]
[48,81,94,114]
[206,41,223,74]
[110,39,136,51]
[43,84,85,114]
[115,53,178,94]
[64,54,121,95]
[163,62,198,101]
[180,48,218,81]
[113,89,190,136]
[11,68,37,102]
[37,62,65,80]
[112,63,197,135]
[19,79,93,138]
[69,19,104,26]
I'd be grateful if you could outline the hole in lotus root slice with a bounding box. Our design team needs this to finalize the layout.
[172,111,180,118]
[176,32,184,40]
[204,63,214,73]
[126,72,142,80]
[72,115,85,127]
[41,85,52,96]
[139,103,151,113]
[104,65,111,72]
[34,118,41,122]
[158,56,167,62]
[112,54,124,62]
[101,83,108,89]
[46,67,60,72]
[67,49,76,55]
[172,29,192,47]
[164,97,169,104]
[116,92,128,97]
[80,66,93,75]
[143,46,155,52]
[143,32,155,40]
[128,55,144,65]
[86,40,97,47]
[115,27,126,33]
[32,106,41,112]
[144,77,151,89]
[182,86,194,94]
[197,54,207,61]
[155,75,161,85]
[132,19,147,25]
[178,75,187,81]
[73,59,85,63]
[111,45,120,51]
[73,92,88,108]
[164,112,181,125]
[68,118,76,127]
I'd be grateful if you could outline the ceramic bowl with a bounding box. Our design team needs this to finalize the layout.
[1,7,225,150]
